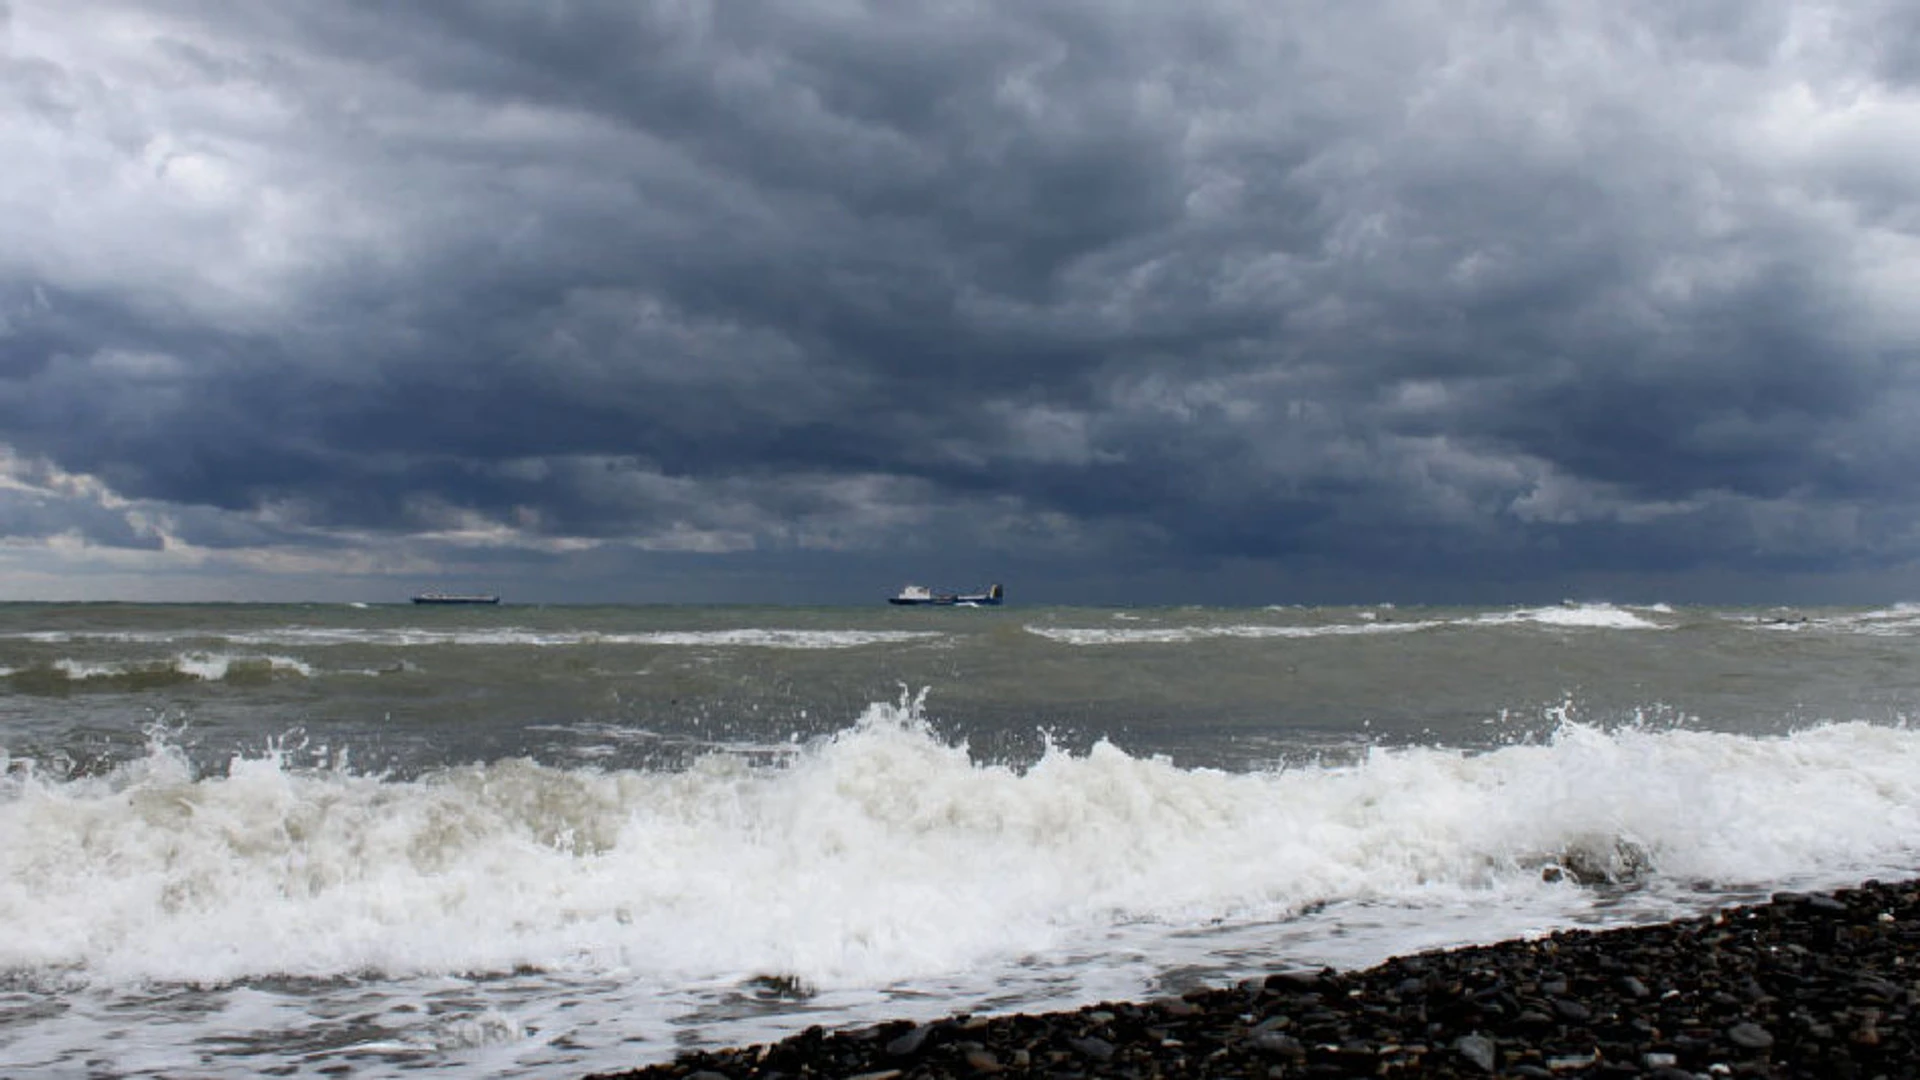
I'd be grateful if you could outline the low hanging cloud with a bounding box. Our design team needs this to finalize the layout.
[3,0,1920,601]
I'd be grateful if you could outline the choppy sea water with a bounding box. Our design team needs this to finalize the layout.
[2,600,1919,1078]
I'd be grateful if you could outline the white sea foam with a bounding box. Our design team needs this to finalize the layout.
[0,626,944,649]
[1027,620,1442,645]
[33,653,315,683]
[1028,604,1668,644]
[227,627,944,649]
[2,699,1916,994]
[615,629,945,649]
[48,657,126,680]
[3,630,189,644]
[1786,603,1920,636]
[1473,603,1666,630]
[1856,602,1920,619]
[177,653,316,680]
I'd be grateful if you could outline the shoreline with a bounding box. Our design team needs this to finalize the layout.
[588,879,1917,1079]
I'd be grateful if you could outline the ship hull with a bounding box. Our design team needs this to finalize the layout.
[888,584,1002,606]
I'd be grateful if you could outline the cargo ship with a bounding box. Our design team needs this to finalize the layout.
[888,583,1003,606]
[411,593,501,605]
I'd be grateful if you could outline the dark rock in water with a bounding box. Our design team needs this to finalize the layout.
[1551,835,1652,885]
[1264,968,1330,992]
[585,879,1920,1080]
[744,973,814,1000]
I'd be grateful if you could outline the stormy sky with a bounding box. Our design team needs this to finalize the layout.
[4,0,1920,604]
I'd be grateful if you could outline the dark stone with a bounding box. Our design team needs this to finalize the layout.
[1552,997,1592,1022]
[1248,1015,1290,1036]
[1453,1033,1497,1073]
[1264,970,1326,993]
[1066,1035,1115,1061]
[1853,976,1899,1000]
[1728,1022,1775,1050]
[883,1023,938,1057]
[1247,1031,1305,1060]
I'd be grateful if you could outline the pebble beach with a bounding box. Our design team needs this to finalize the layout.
[592,878,1919,1080]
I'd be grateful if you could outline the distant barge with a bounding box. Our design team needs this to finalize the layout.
[888,583,1003,606]
[411,593,501,605]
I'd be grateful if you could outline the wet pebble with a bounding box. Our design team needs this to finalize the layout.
[589,879,1920,1080]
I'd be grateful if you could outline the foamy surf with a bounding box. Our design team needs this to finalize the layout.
[220,626,945,649]
[0,626,946,649]
[4,698,1916,994]
[1026,620,1443,644]
[3,652,318,687]
[1023,603,1670,644]
[1469,603,1668,630]
[1768,604,1920,636]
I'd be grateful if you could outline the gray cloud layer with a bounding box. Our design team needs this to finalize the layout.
[3,0,1919,602]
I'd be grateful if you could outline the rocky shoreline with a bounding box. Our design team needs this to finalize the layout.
[588,879,1917,1079]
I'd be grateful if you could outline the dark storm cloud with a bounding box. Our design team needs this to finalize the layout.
[4,0,1920,599]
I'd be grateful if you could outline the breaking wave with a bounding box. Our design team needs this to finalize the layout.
[0,627,944,650]
[4,653,315,690]
[2,696,1915,990]
[1028,603,1667,644]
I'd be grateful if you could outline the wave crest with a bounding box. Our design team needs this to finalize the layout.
[2,700,1916,989]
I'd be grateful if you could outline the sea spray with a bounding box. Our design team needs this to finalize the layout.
[5,696,1920,994]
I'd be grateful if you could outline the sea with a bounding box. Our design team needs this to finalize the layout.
[3,600,1919,1078]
